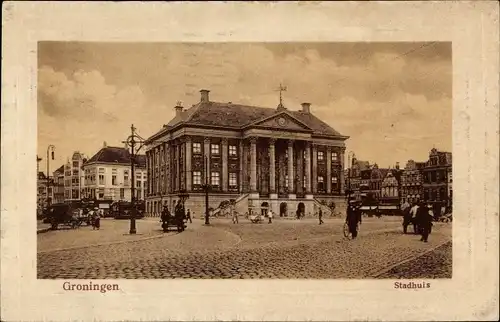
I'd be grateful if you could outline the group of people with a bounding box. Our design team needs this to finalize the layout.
[401,201,434,242]
[161,201,192,230]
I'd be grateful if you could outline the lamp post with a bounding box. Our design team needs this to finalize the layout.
[123,124,168,234]
[202,156,210,225]
[346,151,355,200]
[123,125,141,234]
[46,145,55,208]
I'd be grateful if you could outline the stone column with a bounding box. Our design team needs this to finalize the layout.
[204,138,211,185]
[269,138,276,197]
[340,147,346,195]
[185,137,192,191]
[249,137,257,193]
[297,144,304,195]
[239,140,244,193]
[326,146,332,194]
[175,143,180,192]
[222,138,228,192]
[165,143,170,194]
[304,142,312,197]
[287,140,295,198]
[312,144,318,194]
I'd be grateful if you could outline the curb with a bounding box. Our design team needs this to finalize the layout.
[37,228,51,234]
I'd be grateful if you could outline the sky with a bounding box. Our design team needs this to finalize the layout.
[37,42,452,173]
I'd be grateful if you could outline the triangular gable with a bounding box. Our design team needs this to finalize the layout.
[245,111,312,131]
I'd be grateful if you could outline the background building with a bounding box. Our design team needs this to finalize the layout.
[145,89,349,217]
[83,143,147,202]
[400,160,426,204]
[52,165,65,204]
[64,151,86,202]
[379,166,403,206]
[422,148,452,209]
[37,172,53,210]
[345,156,370,201]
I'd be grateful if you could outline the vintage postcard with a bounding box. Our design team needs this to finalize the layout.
[2,1,499,321]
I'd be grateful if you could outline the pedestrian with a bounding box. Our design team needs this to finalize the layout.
[161,205,171,231]
[318,209,324,225]
[346,202,362,239]
[401,201,411,234]
[268,210,273,224]
[409,202,420,234]
[416,201,433,242]
[186,209,192,223]
[232,210,239,224]
[92,207,100,230]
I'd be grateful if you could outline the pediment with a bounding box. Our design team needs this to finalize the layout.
[248,112,312,132]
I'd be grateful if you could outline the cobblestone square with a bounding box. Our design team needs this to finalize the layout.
[37,217,452,279]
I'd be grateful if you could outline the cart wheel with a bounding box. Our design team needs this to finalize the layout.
[343,222,351,239]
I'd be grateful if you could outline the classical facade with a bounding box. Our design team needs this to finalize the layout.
[422,148,452,208]
[82,144,147,202]
[400,159,425,204]
[145,89,348,217]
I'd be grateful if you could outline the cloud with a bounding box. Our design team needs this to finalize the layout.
[37,42,452,169]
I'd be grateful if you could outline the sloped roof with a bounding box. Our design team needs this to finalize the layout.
[53,165,64,173]
[356,160,370,171]
[87,146,146,168]
[151,101,345,139]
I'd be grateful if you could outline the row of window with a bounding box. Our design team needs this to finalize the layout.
[190,171,340,187]
[192,143,238,156]
[191,143,341,161]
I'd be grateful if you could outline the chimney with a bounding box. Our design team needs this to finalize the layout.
[175,102,183,117]
[395,162,400,170]
[200,89,210,103]
[301,102,311,113]
[103,141,107,148]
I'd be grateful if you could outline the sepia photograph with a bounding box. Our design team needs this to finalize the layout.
[37,41,453,280]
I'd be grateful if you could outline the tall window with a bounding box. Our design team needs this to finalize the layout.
[120,188,125,199]
[136,180,141,188]
[317,151,324,161]
[331,152,338,162]
[318,176,324,190]
[98,169,105,185]
[193,142,202,154]
[229,145,237,157]
[72,161,79,167]
[331,176,338,187]
[211,144,220,155]
[193,171,202,185]
[112,169,117,185]
[72,169,79,175]
[229,172,237,187]
[285,175,289,188]
[211,172,220,186]
[124,170,129,185]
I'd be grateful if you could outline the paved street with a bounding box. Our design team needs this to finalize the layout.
[37,217,452,279]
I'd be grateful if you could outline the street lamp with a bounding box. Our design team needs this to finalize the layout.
[202,156,210,225]
[46,145,55,207]
[123,124,170,234]
[346,151,355,200]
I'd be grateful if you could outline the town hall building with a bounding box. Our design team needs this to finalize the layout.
[145,89,349,218]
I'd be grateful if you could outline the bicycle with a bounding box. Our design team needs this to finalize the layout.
[343,222,360,239]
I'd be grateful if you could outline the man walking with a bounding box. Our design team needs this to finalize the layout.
[401,200,411,234]
[416,201,433,242]
[186,209,192,223]
[318,208,324,225]
[268,210,273,224]
[346,201,362,239]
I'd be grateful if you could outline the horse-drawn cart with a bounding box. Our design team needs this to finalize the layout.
[46,203,84,230]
